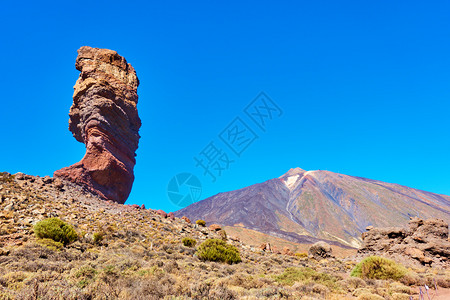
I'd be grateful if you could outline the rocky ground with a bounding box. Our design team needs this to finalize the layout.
[0,172,449,299]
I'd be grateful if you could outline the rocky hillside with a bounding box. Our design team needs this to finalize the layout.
[1,172,449,299]
[176,168,450,248]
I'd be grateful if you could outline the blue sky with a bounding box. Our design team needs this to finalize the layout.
[1,1,449,213]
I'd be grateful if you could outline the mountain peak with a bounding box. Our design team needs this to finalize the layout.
[281,167,306,178]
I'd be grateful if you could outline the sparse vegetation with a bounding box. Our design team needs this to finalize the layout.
[195,219,206,227]
[295,252,308,258]
[36,238,64,251]
[196,239,241,264]
[275,267,339,291]
[182,237,197,247]
[351,256,407,280]
[1,173,447,299]
[34,217,78,245]
[93,232,104,244]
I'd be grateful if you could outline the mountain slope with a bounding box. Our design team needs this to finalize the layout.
[176,168,450,247]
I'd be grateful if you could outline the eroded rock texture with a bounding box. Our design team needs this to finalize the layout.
[358,218,449,267]
[54,46,141,204]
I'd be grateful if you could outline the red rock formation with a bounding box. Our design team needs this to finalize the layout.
[208,224,222,231]
[54,46,141,204]
[156,210,168,218]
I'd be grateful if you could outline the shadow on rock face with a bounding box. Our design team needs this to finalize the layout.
[54,46,141,204]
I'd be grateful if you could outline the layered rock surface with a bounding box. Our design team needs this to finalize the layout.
[358,217,450,267]
[54,46,141,204]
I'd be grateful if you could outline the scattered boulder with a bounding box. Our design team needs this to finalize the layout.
[156,210,167,218]
[209,224,221,231]
[167,212,175,220]
[54,46,141,204]
[259,242,273,252]
[42,176,53,184]
[181,216,191,224]
[282,247,294,256]
[308,241,333,260]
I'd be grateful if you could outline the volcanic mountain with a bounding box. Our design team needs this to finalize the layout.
[176,168,450,248]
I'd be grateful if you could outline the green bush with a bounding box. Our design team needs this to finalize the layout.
[34,217,78,245]
[182,237,197,247]
[196,219,206,227]
[351,256,407,280]
[196,239,241,264]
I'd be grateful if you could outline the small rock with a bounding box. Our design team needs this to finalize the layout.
[156,210,167,218]
[259,242,272,252]
[168,212,175,220]
[15,173,25,180]
[42,176,54,184]
[182,216,191,224]
[282,247,294,256]
[53,179,64,190]
[208,224,221,231]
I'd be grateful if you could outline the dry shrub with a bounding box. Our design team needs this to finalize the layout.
[357,293,384,300]
[275,267,339,291]
[436,276,450,288]
[15,279,92,300]
[391,293,411,300]
[224,272,266,289]
[189,282,211,298]
[1,271,30,290]
[312,283,330,295]
[256,286,292,298]
[341,276,367,291]
[399,272,423,286]
[352,287,374,297]
[389,282,412,294]
[208,283,236,300]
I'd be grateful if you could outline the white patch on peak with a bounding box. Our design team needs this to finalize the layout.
[283,175,299,190]
[304,170,316,177]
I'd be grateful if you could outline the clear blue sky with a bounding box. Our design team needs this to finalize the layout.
[1,1,449,213]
